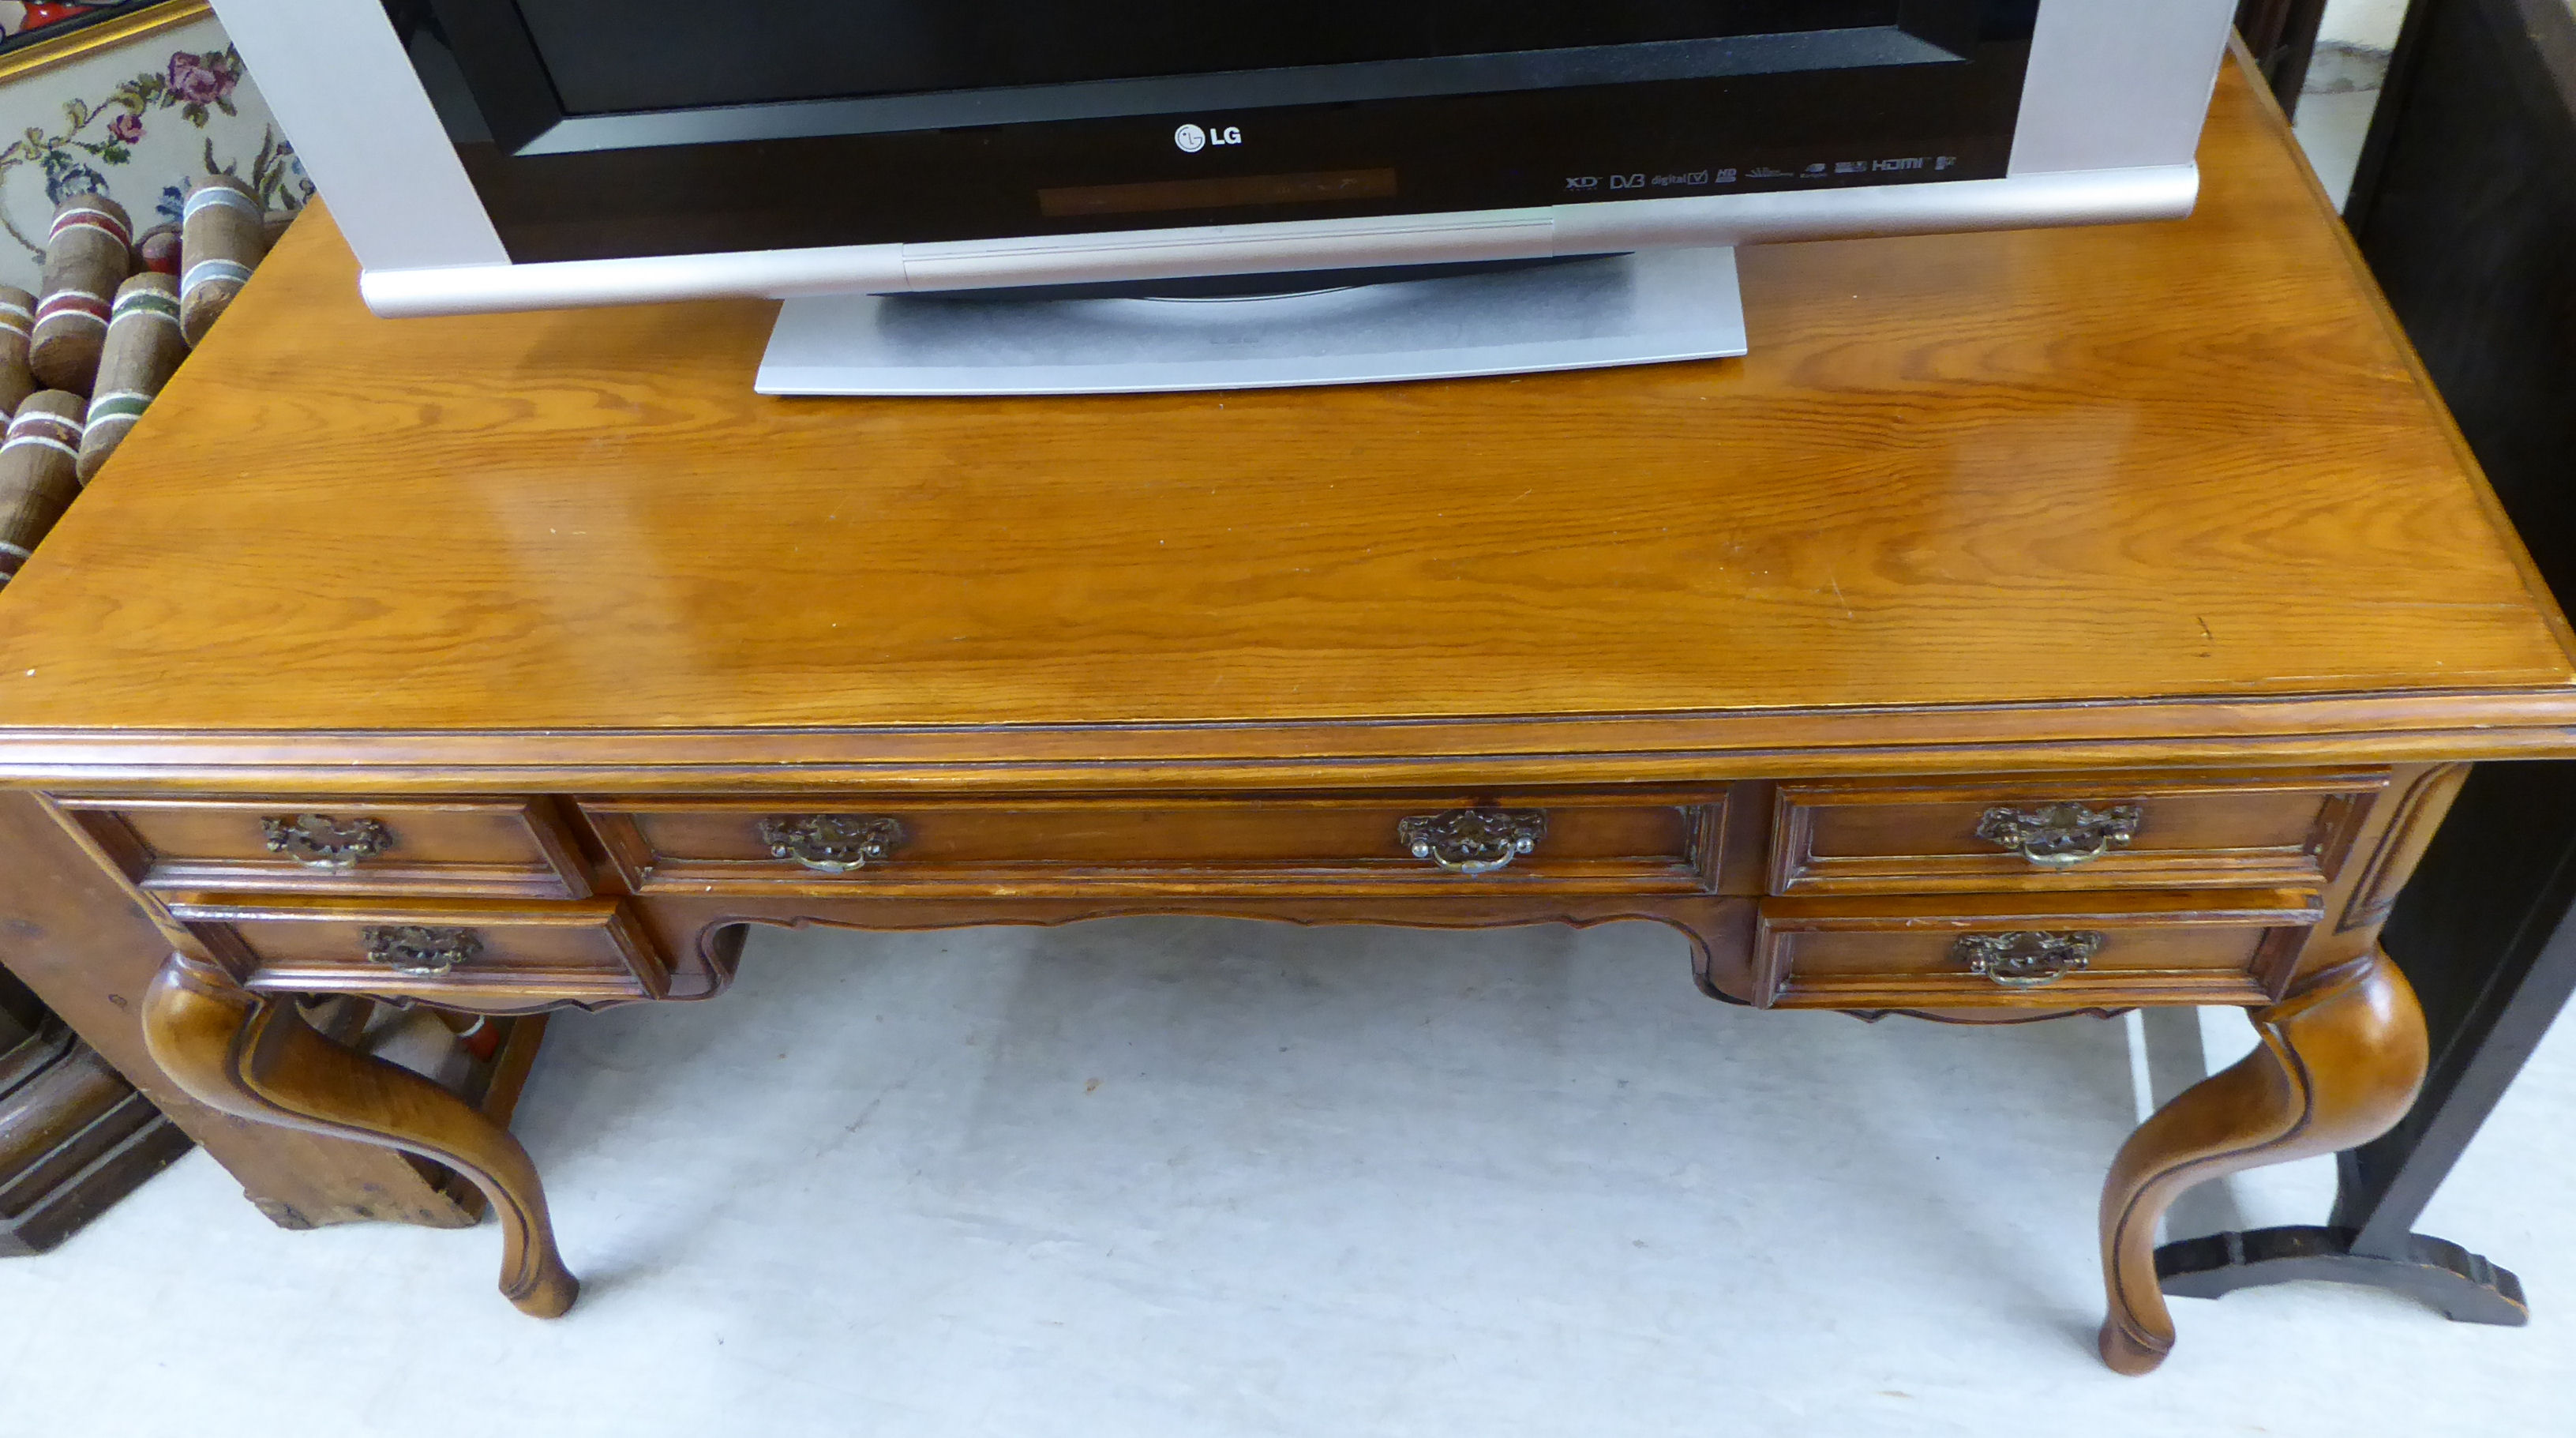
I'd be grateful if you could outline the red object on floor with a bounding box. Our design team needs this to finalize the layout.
[457,1017,503,1063]
[16,4,102,34]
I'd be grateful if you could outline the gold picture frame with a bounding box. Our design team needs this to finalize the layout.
[0,0,213,87]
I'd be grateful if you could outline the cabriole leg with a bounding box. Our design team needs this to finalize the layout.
[138,954,578,1318]
[2097,950,2427,1374]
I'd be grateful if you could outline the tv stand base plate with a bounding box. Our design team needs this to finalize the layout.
[755,248,1746,396]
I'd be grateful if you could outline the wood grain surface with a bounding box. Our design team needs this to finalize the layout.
[0,60,2567,787]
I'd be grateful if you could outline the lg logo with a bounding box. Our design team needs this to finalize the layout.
[1174,122,1242,153]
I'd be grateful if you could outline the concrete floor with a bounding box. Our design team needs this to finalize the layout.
[7,918,2574,1435]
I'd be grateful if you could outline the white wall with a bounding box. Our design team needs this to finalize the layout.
[2320,0,2409,47]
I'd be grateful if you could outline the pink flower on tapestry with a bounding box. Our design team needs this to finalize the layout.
[166,52,238,107]
[107,113,144,145]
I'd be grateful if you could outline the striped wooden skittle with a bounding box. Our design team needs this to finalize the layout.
[0,390,84,588]
[180,177,266,348]
[32,193,134,392]
[78,274,186,484]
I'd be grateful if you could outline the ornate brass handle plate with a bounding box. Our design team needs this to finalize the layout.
[1397,809,1547,876]
[1953,931,2104,989]
[1974,802,2143,868]
[362,925,482,977]
[261,813,395,869]
[759,814,906,874]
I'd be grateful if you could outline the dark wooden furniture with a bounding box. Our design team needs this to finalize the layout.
[0,964,189,1254]
[2236,0,2337,113]
[2159,0,2576,1327]
[0,56,2567,1376]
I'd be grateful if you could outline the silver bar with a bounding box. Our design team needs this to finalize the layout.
[358,166,2192,319]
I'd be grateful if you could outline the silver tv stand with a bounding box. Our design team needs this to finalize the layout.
[754,247,1746,396]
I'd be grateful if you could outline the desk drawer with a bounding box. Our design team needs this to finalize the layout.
[53,795,592,899]
[1768,770,2384,895]
[165,895,665,1006]
[1750,890,2321,1010]
[581,791,1726,896]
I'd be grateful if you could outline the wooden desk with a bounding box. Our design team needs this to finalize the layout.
[0,58,2567,1376]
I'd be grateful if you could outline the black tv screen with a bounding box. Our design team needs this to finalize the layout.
[512,1,1908,114]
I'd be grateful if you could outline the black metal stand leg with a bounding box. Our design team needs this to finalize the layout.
[2155,753,2576,1331]
[2156,1226,2529,1325]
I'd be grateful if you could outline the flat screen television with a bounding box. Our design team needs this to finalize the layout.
[218,1,2238,392]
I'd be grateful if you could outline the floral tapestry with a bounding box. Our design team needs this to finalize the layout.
[0,10,310,292]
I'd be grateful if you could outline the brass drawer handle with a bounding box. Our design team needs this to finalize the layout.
[1974,802,2142,868]
[362,924,482,978]
[759,814,906,874]
[1397,809,1547,876]
[1954,931,2103,989]
[261,813,395,869]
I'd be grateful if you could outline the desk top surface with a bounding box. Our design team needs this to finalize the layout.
[2,58,2571,787]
